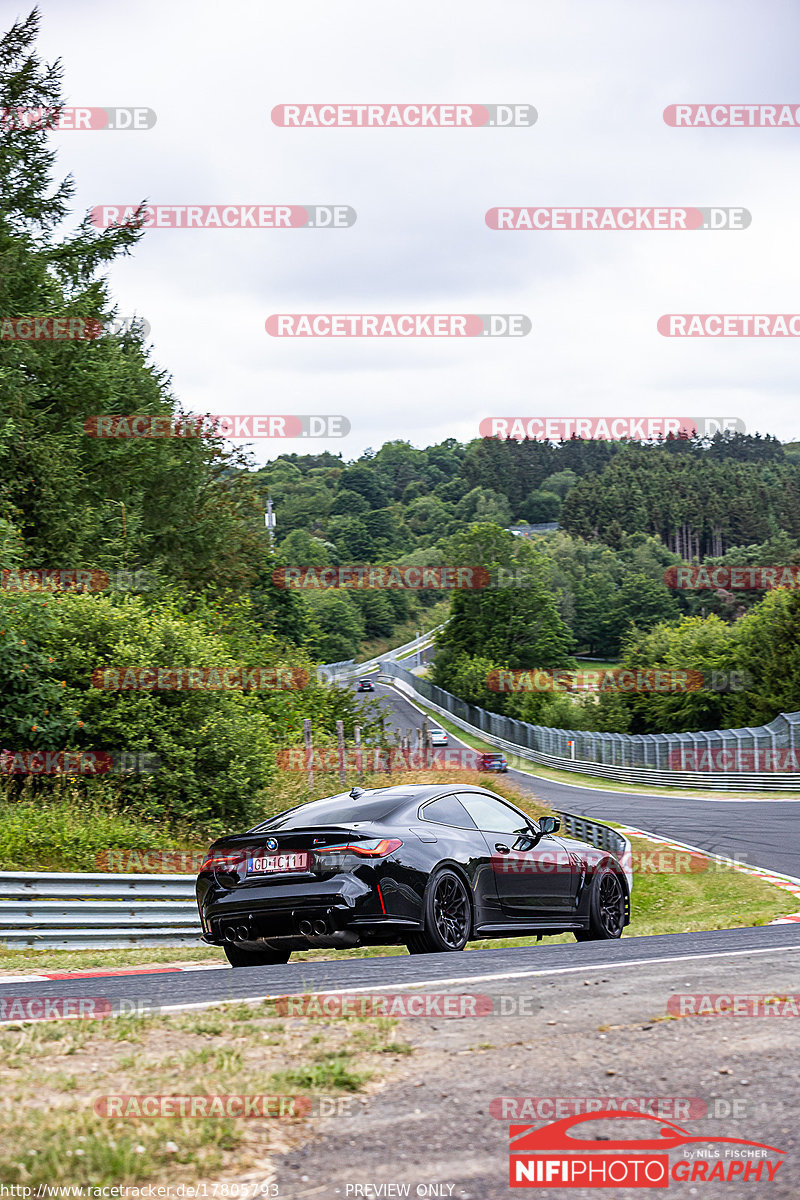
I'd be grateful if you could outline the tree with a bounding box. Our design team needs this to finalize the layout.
[337,465,389,508]
[0,10,263,592]
[613,573,681,643]
[519,491,561,523]
[726,589,800,725]
[303,591,365,661]
[434,526,575,680]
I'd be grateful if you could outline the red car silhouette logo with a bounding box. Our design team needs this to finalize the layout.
[510,1110,783,1155]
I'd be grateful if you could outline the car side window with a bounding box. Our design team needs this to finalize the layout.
[419,795,478,829]
[458,792,529,835]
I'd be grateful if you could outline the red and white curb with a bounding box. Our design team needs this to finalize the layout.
[0,962,230,986]
[615,823,800,924]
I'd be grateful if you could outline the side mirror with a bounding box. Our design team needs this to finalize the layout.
[538,816,561,835]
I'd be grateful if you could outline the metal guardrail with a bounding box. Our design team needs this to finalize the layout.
[381,665,800,792]
[0,872,201,949]
[316,658,356,683]
[319,625,444,684]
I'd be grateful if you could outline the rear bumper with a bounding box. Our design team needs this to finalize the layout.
[198,872,418,944]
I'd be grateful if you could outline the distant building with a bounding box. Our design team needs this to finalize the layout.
[508,522,560,537]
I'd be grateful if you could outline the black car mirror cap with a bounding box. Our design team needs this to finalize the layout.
[538,816,561,835]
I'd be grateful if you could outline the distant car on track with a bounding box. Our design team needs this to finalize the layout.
[429,727,448,746]
[196,784,630,967]
[479,751,508,773]
[356,677,375,692]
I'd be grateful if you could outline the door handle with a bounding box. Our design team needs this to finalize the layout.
[495,843,510,853]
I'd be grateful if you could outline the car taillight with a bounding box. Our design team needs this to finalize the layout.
[317,838,403,858]
[199,851,245,873]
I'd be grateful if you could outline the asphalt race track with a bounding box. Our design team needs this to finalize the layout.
[2,925,800,1011]
[362,681,800,879]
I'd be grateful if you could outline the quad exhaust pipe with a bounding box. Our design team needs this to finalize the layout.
[224,924,252,943]
[297,916,330,937]
[225,916,335,943]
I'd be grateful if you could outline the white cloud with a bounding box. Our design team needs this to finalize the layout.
[30,0,800,460]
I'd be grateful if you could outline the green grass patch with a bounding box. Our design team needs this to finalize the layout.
[0,1000,394,1187]
[271,1053,369,1092]
[0,797,205,871]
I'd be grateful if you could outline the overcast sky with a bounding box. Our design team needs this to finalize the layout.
[21,0,800,463]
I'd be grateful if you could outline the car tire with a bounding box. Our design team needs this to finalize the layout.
[223,942,292,967]
[574,867,626,941]
[406,868,472,954]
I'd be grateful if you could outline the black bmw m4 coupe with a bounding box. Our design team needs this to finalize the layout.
[196,784,631,966]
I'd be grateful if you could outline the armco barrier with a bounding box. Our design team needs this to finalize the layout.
[0,872,201,949]
[319,625,444,684]
[379,662,800,792]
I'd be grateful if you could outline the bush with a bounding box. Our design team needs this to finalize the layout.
[0,591,288,825]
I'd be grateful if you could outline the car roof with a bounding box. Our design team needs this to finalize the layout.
[247,783,523,833]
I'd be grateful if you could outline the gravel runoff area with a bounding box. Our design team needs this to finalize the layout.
[273,945,800,1199]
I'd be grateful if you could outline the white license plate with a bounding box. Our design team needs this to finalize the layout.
[247,852,310,874]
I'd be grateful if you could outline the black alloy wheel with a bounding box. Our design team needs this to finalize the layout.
[407,868,472,954]
[575,867,625,941]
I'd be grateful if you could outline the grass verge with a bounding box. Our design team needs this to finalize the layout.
[0,998,411,1188]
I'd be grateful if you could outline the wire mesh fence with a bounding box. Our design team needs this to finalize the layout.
[379,660,800,790]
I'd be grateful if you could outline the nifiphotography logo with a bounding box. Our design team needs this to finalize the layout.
[508,1112,784,1187]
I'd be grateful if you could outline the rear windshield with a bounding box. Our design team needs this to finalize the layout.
[250,793,406,830]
